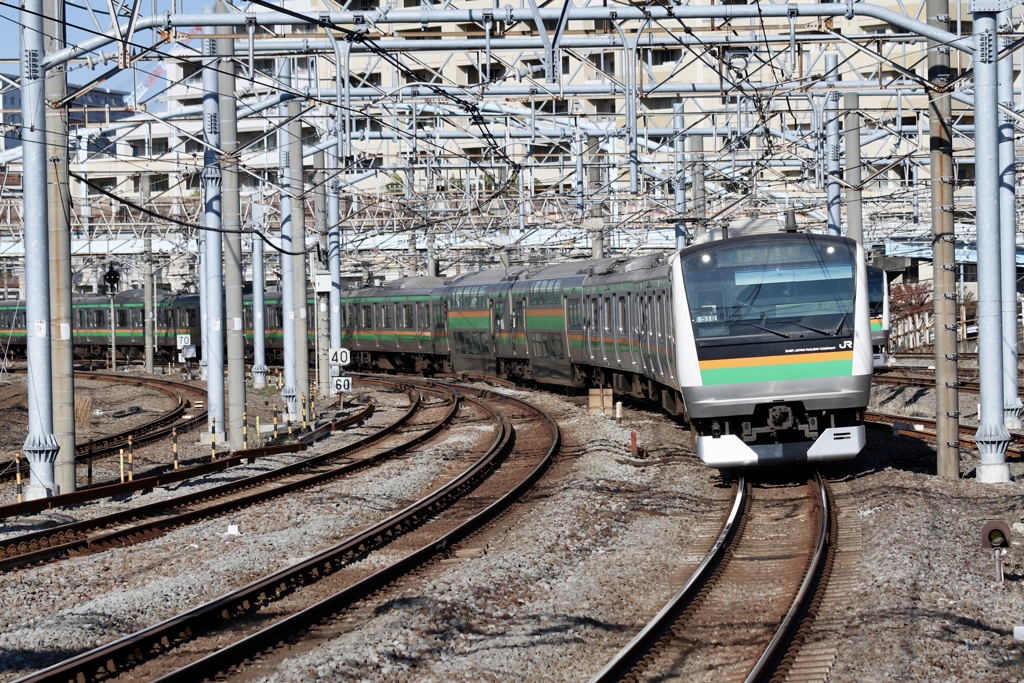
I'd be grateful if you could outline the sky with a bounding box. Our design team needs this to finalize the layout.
[0,0,208,96]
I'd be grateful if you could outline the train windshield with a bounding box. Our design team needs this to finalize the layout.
[681,236,857,340]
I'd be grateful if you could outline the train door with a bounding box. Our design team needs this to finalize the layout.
[625,293,639,370]
[641,295,657,377]
[585,296,597,361]
[491,283,513,360]
[652,293,665,378]
[431,298,449,354]
[510,294,527,358]
[616,295,627,367]
[601,296,614,362]
[662,292,676,382]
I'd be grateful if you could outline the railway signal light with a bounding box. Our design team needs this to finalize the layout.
[981,521,1012,583]
[104,265,120,295]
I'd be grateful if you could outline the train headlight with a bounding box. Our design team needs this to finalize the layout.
[701,254,711,263]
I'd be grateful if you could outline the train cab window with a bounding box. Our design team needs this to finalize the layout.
[361,305,373,329]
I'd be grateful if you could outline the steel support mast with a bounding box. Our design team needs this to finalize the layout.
[277,58,297,421]
[971,4,1011,483]
[202,9,225,442]
[998,10,1021,429]
[19,0,59,499]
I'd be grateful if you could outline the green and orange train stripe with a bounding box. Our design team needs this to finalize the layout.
[698,350,854,386]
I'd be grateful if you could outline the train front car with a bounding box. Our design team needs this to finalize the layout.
[671,232,872,468]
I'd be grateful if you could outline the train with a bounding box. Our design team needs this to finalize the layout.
[0,225,874,468]
[868,265,891,367]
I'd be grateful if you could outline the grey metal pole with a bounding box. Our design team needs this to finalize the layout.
[843,93,863,245]
[575,130,585,216]
[327,146,341,350]
[998,10,1022,429]
[251,204,268,389]
[20,0,59,499]
[278,58,297,421]
[219,6,245,451]
[45,0,75,495]
[314,150,329,398]
[691,135,706,238]
[972,8,1011,483]
[825,53,842,236]
[290,81,309,412]
[143,214,155,375]
[202,8,225,442]
[674,104,687,251]
[928,0,961,478]
[198,236,208,381]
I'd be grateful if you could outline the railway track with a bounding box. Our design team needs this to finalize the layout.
[12,379,560,683]
[592,473,834,683]
[0,370,209,483]
[0,380,447,573]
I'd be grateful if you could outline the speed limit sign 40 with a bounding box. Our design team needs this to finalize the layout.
[329,347,351,366]
[332,376,353,393]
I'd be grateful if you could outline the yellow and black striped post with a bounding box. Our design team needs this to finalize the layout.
[172,427,179,470]
[119,448,125,483]
[273,404,279,440]
[15,451,22,504]
[256,415,261,444]
[310,396,316,427]
[211,418,217,461]
[301,393,308,432]
[243,411,248,450]
[127,435,134,482]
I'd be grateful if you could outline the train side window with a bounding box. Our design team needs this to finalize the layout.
[617,297,626,333]
[382,304,393,328]
[656,295,664,338]
[400,304,413,329]
[514,299,525,330]
[115,310,127,328]
[602,298,612,332]
[95,309,105,328]
[361,305,373,329]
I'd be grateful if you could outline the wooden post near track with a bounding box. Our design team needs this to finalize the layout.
[172,428,179,470]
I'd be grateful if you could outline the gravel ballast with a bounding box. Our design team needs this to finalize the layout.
[0,380,1020,682]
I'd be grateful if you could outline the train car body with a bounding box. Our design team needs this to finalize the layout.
[0,229,871,470]
[867,266,891,368]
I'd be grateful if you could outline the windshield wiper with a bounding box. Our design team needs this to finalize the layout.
[833,312,848,336]
[735,321,790,338]
[776,320,831,336]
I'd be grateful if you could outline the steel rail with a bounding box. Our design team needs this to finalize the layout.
[0,402,374,520]
[0,385,443,573]
[13,384,553,683]
[589,475,747,683]
[744,473,833,682]
[150,384,560,683]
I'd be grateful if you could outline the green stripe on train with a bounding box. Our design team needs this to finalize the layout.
[700,359,853,386]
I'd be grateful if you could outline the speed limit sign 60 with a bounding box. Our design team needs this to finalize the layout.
[332,376,353,393]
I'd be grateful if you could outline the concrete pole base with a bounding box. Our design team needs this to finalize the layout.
[976,462,1011,483]
[23,483,53,500]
